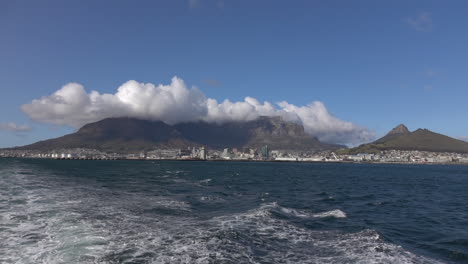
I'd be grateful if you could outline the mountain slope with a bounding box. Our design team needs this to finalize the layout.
[12,117,342,153]
[16,118,197,153]
[175,116,341,151]
[343,124,468,154]
[374,124,410,143]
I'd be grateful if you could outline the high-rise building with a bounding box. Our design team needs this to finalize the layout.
[191,147,197,158]
[199,147,207,160]
[260,145,269,159]
[222,148,229,158]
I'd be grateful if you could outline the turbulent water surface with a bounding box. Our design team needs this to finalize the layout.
[1,158,467,263]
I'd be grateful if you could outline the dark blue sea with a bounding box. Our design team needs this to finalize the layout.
[1,158,468,263]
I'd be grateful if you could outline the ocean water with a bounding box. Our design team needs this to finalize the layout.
[1,159,467,264]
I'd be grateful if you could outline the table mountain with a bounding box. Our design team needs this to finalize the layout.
[175,116,341,151]
[11,117,343,153]
[16,118,196,153]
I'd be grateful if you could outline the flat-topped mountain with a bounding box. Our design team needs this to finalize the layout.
[174,116,338,150]
[17,118,196,153]
[11,117,343,153]
[343,124,468,154]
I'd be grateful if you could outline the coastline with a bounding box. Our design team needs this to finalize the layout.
[2,156,467,166]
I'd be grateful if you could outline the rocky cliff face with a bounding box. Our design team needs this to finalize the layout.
[175,116,341,151]
[249,116,305,137]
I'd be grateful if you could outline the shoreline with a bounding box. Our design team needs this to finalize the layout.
[2,156,467,166]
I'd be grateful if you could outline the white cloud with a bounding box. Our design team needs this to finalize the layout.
[21,76,375,145]
[459,136,468,142]
[0,122,32,132]
[406,12,432,32]
[276,101,375,145]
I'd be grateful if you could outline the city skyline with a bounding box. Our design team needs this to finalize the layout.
[1,0,468,147]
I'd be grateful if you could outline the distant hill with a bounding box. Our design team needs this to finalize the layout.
[342,124,468,154]
[11,117,343,153]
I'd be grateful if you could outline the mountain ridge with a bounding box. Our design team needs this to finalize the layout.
[342,124,468,154]
[10,117,343,153]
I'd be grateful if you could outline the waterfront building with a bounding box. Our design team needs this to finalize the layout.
[260,145,269,159]
[222,148,230,158]
[199,147,207,160]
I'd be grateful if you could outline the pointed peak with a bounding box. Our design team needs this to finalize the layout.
[387,124,410,136]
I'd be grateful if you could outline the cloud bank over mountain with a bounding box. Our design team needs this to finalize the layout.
[21,77,374,145]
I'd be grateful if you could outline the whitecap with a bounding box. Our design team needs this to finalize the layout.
[199,178,212,184]
[313,209,347,219]
[1,166,443,264]
[279,206,312,218]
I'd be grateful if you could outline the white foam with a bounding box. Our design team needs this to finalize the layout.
[199,195,224,202]
[215,204,442,263]
[252,203,346,220]
[199,178,212,184]
[277,206,314,218]
[313,209,347,219]
[0,164,443,264]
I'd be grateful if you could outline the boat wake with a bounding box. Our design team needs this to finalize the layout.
[0,161,448,264]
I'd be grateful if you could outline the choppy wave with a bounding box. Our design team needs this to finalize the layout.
[0,159,459,263]
[1,183,438,264]
[271,203,347,219]
[312,209,347,219]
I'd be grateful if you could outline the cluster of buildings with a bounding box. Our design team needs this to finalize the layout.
[343,150,468,164]
[2,147,468,165]
[145,147,207,160]
[0,148,111,160]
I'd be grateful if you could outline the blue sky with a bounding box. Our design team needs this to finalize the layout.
[1,0,467,147]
